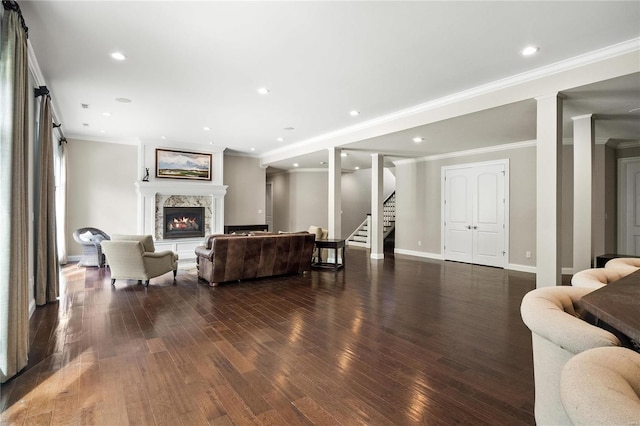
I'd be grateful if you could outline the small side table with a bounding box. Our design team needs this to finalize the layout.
[313,239,346,270]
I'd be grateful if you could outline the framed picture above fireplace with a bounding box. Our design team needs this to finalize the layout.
[156,148,212,181]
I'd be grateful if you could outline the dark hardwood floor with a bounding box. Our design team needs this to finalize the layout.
[1,247,536,425]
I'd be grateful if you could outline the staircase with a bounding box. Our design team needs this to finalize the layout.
[347,192,395,248]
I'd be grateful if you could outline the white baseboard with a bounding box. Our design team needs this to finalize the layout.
[394,248,443,260]
[506,263,536,274]
[370,253,384,260]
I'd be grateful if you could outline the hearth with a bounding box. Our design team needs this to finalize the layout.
[164,206,205,239]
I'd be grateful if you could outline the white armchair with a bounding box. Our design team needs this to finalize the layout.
[101,234,178,287]
[520,286,621,425]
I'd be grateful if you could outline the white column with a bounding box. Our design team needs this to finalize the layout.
[328,148,342,240]
[371,154,384,259]
[536,93,563,287]
[572,114,594,273]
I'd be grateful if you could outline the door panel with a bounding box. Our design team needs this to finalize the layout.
[444,170,473,263]
[473,165,505,267]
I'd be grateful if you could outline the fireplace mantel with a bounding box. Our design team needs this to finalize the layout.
[134,181,228,238]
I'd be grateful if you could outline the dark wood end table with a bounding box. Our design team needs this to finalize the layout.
[312,239,346,271]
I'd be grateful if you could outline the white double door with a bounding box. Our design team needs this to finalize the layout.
[443,162,507,268]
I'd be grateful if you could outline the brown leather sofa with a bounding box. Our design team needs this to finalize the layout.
[195,232,316,286]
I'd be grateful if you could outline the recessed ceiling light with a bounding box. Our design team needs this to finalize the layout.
[320,161,326,165]
[341,152,348,157]
[277,137,284,142]
[251,148,256,151]
[203,126,211,131]
[160,136,166,139]
[355,166,360,170]
[103,112,112,117]
[115,97,132,103]
[413,137,424,143]
[99,130,106,133]
[257,87,270,95]
[209,142,214,145]
[284,127,295,131]
[350,110,360,116]
[293,163,299,167]
[521,46,539,56]
[110,52,127,61]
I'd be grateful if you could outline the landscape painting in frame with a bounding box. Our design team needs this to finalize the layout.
[156,148,212,181]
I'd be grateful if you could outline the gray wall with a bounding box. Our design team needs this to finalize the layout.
[267,170,329,232]
[223,155,266,226]
[268,168,396,238]
[67,139,138,256]
[395,145,537,267]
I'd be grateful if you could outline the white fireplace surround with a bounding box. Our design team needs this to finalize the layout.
[135,181,227,238]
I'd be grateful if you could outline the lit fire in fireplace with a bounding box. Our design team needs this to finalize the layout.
[168,216,200,231]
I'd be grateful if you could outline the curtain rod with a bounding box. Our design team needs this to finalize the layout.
[34,86,67,145]
[2,1,29,37]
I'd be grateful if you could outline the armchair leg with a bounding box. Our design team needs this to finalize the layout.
[111,279,116,286]
[144,280,149,287]
[138,280,142,285]
[173,269,177,279]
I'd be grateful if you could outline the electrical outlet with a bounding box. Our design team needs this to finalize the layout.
[526,251,531,259]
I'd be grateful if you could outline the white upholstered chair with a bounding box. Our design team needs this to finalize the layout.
[561,346,640,425]
[570,267,627,289]
[520,286,621,425]
[308,225,328,261]
[102,234,178,287]
[605,257,640,275]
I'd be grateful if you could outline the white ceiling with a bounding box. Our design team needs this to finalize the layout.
[19,1,640,171]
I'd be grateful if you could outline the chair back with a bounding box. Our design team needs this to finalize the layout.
[111,234,155,252]
[571,268,627,289]
[102,240,146,278]
[561,347,640,425]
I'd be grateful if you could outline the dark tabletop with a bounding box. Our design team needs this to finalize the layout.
[580,269,640,342]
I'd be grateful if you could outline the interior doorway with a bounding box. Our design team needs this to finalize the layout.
[265,182,273,232]
[441,160,509,268]
[618,157,640,255]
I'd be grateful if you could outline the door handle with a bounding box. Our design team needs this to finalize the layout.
[473,226,478,229]
[467,225,471,229]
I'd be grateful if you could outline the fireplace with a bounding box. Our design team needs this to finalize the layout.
[163,207,205,239]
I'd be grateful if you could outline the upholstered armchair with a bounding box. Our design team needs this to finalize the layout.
[308,225,328,262]
[520,286,620,425]
[72,227,110,267]
[101,234,178,287]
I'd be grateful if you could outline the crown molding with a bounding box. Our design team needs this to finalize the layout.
[393,140,536,165]
[66,134,141,146]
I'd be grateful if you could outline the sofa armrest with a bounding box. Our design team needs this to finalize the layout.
[195,245,213,259]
